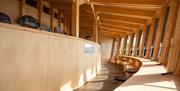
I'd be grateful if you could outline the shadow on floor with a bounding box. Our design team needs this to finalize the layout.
[74,60,125,91]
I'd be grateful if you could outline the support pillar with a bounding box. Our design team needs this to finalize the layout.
[167,7,180,74]
[120,36,127,55]
[50,7,54,32]
[126,34,133,56]
[38,0,43,24]
[71,0,79,37]
[116,37,121,55]
[145,19,156,59]
[133,31,140,56]
[152,1,168,60]
[159,0,179,64]
[20,0,25,16]
[139,25,147,57]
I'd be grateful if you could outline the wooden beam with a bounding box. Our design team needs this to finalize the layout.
[100,23,139,31]
[92,0,162,5]
[100,17,144,28]
[120,36,127,55]
[100,32,120,38]
[92,2,161,11]
[50,7,54,32]
[94,5,157,17]
[38,0,43,24]
[99,31,124,37]
[100,25,135,34]
[152,0,168,60]
[20,0,25,16]
[139,25,148,57]
[99,12,153,20]
[132,31,141,56]
[145,19,156,59]
[46,0,73,3]
[99,13,148,24]
[159,0,179,64]
[71,0,80,37]
[100,28,127,35]
[126,34,133,56]
[100,19,142,29]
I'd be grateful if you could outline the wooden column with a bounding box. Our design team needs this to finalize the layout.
[91,21,99,42]
[145,19,156,59]
[133,31,140,56]
[167,6,180,74]
[116,37,121,55]
[71,0,80,37]
[20,0,25,16]
[38,0,43,24]
[110,38,116,59]
[120,36,127,55]
[139,25,147,57]
[159,0,179,64]
[90,3,99,43]
[118,37,122,55]
[50,7,54,32]
[126,34,133,56]
[58,10,61,27]
[152,1,168,60]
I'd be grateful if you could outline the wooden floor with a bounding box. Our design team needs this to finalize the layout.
[74,60,125,91]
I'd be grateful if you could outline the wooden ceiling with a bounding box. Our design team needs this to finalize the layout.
[46,0,164,37]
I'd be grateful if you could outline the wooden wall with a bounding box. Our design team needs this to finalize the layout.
[0,0,59,29]
[0,23,101,91]
[99,34,114,60]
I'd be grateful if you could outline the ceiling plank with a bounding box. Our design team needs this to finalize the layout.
[100,26,134,33]
[92,2,161,11]
[100,19,141,29]
[99,13,148,24]
[94,5,157,17]
[100,23,139,32]
[91,0,163,5]
[100,27,130,34]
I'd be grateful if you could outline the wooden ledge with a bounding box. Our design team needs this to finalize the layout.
[114,56,180,91]
[0,23,100,46]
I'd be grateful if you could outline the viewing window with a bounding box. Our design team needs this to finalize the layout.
[43,5,50,14]
[25,0,37,8]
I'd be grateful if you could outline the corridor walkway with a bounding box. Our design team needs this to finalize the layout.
[74,60,125,91]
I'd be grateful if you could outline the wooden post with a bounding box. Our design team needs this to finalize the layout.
[126,34,133,56]
[167,6,180,74]
[58,10,61,27]
[152,0,168,61]
[71,0,80,37]
[38,0,43,24]
[159,0,179,64]
[50,7,54,32]
[91,21,99,42]
[20,0,25,16]
[139,25,147,57]
[110,38,116,59]
[133,31,140,56]
[145,19,156,59]
[120,36,127,55]
[116,37,121,55]
[118,37,122,55]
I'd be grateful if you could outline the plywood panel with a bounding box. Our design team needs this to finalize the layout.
[0,0,20,23]
[0,23,101,91]
[0,27,48,91]
[99,34,113,60]
[25,5,38,20]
